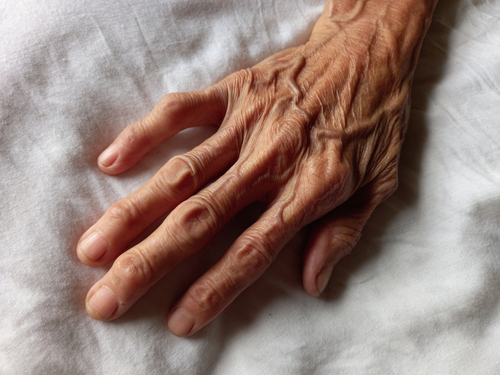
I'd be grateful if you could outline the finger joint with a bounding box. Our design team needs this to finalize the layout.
[164,155,201,195]
[106,198,143,229]
[232,236,274,277]
[112,248,155,291]
[187,278,226,318]
[170,196,220,247]
[156,93,190,120]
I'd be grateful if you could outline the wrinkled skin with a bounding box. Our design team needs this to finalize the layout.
[78,0,436,336]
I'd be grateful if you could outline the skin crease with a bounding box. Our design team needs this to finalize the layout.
[77,0,439,336]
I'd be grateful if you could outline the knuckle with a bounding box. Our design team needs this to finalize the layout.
[123,120,154,149]
[156,93,188,117]
[187,279,226,316]
[171,197,219,246]
[326,227,361,264]
[165,154,200,194]
[338,225,362,247]
[112,249,154,291]
[266,116,307,154]
[231,236,274,276]
[230,68,253,85]
[222,68,254,94]
[307,162,354,203]
[271,123,302,152]
[247,123,307,183]
[106,198,142,228]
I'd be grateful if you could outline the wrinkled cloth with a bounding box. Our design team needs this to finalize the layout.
[1,0,500,373]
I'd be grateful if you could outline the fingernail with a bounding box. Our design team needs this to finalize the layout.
[316,265,334,295]
[88,286,118,319]
[98,145,118,168]
[78,231,107,261]
[168,308,195,337]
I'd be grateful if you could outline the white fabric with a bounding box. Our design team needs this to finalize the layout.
[1,0,500,373]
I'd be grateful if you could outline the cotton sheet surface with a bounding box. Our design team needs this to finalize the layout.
[1,0,500,374]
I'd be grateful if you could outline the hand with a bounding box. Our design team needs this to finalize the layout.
[77,0,435,336]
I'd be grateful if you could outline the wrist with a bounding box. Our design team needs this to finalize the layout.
[308,0,437,77]
[311,0,436,42]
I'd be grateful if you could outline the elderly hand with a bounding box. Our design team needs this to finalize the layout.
[78,0,436,336]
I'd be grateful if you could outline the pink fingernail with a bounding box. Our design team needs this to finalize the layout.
[98,145,118,168]
[88,286,118,319]
[316,265,334,295]
[168,308,195,337]
[78,231,107,261]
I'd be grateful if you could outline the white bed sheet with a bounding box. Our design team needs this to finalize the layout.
[1,0,500,373]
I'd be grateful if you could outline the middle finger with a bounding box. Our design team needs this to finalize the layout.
[77,127,241,266]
